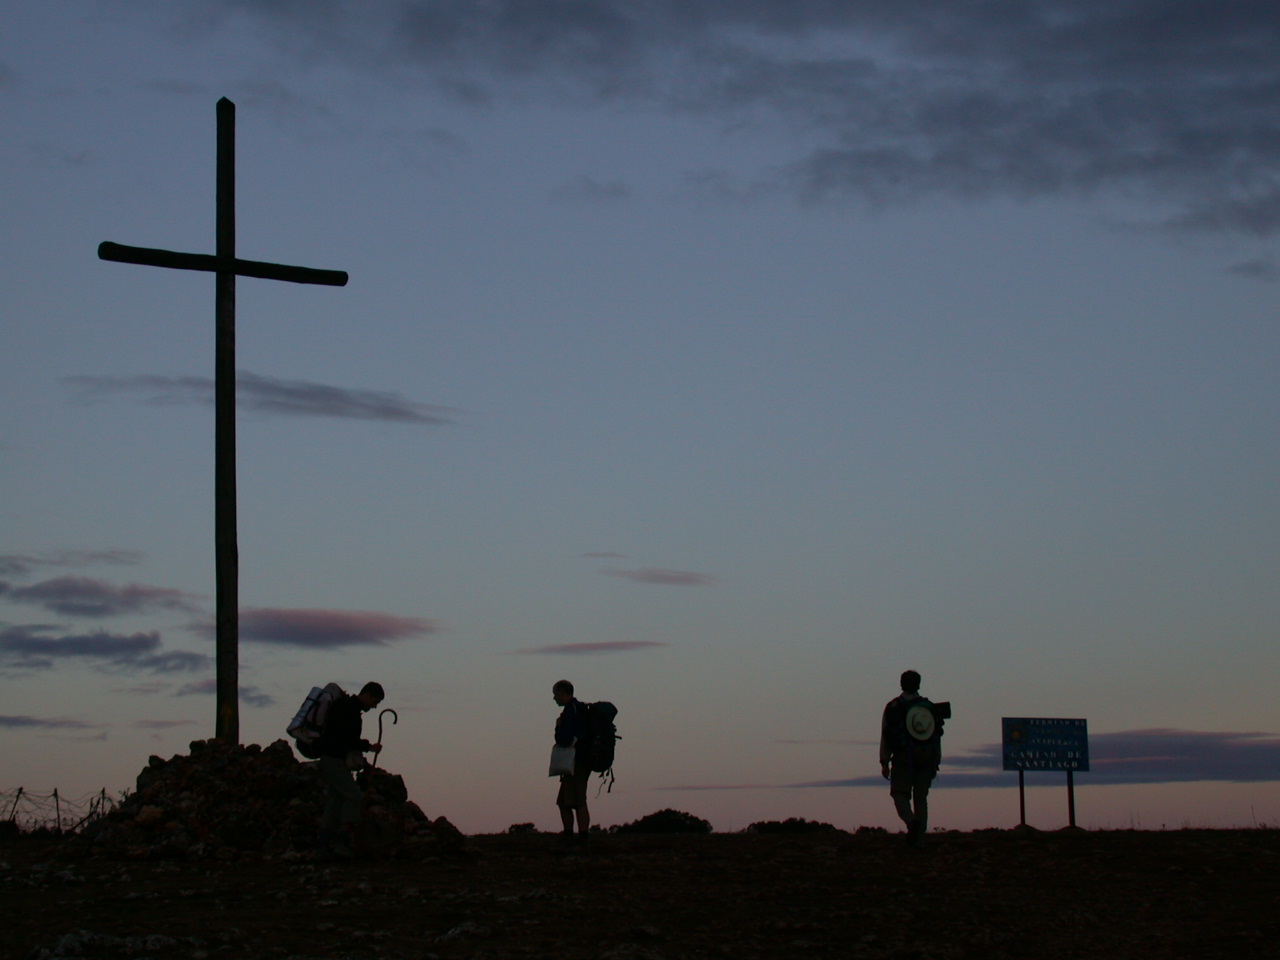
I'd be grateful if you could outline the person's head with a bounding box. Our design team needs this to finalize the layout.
[357,681,385,711]
[900,670,921,694]
[552,679,574,706]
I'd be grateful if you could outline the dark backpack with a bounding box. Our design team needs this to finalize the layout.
[286,682,345,759]
[889,696,947,771]
[581,701,620,789]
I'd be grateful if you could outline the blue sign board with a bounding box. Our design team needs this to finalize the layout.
[1002,718,1089,772]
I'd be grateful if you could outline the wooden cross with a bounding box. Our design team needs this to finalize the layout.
[99,97,348,744]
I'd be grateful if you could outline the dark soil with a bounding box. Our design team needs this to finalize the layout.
[4,825,1278,959]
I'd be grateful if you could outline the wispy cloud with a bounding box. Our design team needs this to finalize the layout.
[0,714,94,730]
[602,568,717,586]
[185,2,1280,239]
[550,174,631,203]
[659,783,779,792]
[515,640,668,655]
[64,372,454,425]
[193,608,439,649]
[5,576,203,618]
[788,729,1280,788]
[777,738,874,747]
[113,680,173,696]
[0,626,210,674]
[133,719,198,729]
[0,550,142,578]
[172,678,275,707]
[1227,258,1280,282]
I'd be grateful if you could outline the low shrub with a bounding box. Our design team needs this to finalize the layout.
[612,808,713,835]
[746,818,843,835]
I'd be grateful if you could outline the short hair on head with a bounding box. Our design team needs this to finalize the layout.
[360,681,385,700]
[552,679,574,696]
[900,670,921,693]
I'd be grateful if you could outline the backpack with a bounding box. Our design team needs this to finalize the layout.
[286,682,346,759]
[581,701,620,790]
[889,696,946,771]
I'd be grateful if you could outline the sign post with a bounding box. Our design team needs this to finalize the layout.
[1001,718,1089,828]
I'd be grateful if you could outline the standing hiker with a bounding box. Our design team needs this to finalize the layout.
[316,681,385,859]
[879,670,948,848]
[551,679,591,851]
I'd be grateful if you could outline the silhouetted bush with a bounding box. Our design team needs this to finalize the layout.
[612,808,713,835]
[746,817,843,835]
[854,825,888,836]
[506,822,538,835]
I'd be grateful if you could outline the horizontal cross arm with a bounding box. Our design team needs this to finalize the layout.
[98,241,348,286]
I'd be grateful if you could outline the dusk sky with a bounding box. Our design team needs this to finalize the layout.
[3,1,1278,834]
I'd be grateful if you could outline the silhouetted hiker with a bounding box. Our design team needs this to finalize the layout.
[316,681,384,859]
[880,670,948,848]
[552,679,591,852]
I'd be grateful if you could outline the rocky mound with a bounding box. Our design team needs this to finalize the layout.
[74,738,462,860]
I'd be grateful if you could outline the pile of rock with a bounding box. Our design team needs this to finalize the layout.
[74,739,462,861]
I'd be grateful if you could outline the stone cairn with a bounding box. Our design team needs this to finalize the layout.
[74,739,463,861]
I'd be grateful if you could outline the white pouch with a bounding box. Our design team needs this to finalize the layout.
[548,743,576,776]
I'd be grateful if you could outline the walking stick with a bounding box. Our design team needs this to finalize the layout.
[372,708,398,771]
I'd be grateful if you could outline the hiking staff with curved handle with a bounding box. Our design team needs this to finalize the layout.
[371,708,398,770]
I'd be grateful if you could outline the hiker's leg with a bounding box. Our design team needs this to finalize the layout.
[568,768,591,834]
[556,775,576,834]
[319,756,352,833]
[913,774,932,834]
[889,764,916,827]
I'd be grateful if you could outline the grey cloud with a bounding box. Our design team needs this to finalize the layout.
[6,576,203,618]
[658,783,779,792]
[0,626,211,674]
[603,567,717,586]
[378,126,470,172]
[515,640,668,655]
[1227,259,1280,282]
[196,1,1280,237]
[225,607,437,649]
[115,680,174,696]
[550,175,631,203]
[790,728,1280,788]
[64,371,454,425]
[777,738,874,747]
[0,550,142,578]
[174,678,217,697]
[0,715,93,730]
[242,689,277,708]
[172,678,275,706]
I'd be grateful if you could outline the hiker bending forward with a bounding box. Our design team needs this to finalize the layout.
[879,670,940,847]
[552,679,591,846]
[317,681,384,857]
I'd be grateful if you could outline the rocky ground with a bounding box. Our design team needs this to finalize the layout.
[3,742,1277,959]
[4,824,1279,960]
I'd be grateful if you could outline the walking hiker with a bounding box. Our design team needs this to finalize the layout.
[879,670,948,848]
[551,679,591,851]
[316,681,385,859]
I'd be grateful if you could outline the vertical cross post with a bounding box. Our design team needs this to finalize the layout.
[215,97,239,745]
[99,97,348,744]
